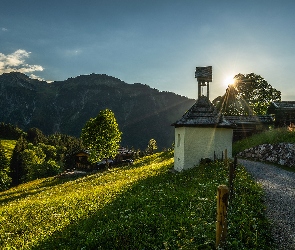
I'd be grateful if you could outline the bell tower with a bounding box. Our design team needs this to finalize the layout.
[195,66,212,99]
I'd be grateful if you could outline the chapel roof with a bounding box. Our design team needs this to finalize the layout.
[224,115,274,124]
[172,96,234,128]
[271,101,295,110]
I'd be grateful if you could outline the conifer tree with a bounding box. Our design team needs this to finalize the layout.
[10,136,28,186]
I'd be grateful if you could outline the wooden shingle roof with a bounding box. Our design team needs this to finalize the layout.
[271,101,295,110]
[224,115,274,125]
[172,96,234,128]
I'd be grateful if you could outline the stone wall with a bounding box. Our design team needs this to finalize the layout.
[237,143,295,168]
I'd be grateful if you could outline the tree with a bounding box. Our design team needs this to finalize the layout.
[0,122,24,140]
[81,109,122,163]
[22,146,45,182]
[213,73,281,115]
[21,144,60,182]
[47,133,84,169]
[26,127,47,145]
[38,143,57,162]
[147,139,157,154]
[10,136,28,186]
[0,142,12,191]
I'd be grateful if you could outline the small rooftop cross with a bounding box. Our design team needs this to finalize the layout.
[195,66,212,99]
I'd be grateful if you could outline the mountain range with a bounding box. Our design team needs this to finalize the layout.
[0,72,195,149]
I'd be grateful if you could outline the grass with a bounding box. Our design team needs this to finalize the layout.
[0,139,17,159]
[0,151,273,249]
[226,165,273,249]
[233,127,295,156]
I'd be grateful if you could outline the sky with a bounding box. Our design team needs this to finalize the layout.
[1,0,295,100]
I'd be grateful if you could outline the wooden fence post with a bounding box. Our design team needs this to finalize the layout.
[229,157,237,200]
[216,185,229,248]
[224,149,228,164]
[234,156,237,168]
[229,163,234,199]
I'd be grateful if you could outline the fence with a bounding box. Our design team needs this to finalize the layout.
[216,155,237,249]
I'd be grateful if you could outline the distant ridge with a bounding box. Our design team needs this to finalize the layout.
[0,72,195,149]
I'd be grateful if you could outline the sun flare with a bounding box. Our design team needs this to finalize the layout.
[223,75,235,87]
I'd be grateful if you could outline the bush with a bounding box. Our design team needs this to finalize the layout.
[24,160,60,181]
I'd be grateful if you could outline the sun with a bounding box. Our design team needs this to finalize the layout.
[223,75,235,87]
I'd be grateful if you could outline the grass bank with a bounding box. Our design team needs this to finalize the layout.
[0,151,273,249]
[233,127,295,156]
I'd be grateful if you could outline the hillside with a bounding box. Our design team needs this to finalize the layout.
[0,72,195,149]
[0,152,273,249]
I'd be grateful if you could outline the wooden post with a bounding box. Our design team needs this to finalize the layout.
[234,156,237,168]
[229,157,237,200]
[216,185,229,248]
[229,163,234,200]
[224,149,228,166]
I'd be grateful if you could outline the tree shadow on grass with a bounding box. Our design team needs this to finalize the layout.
[30,164,216,250]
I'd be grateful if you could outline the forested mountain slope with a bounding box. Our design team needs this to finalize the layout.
[0,72,195,149]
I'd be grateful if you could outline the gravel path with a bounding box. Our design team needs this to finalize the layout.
[239,159,295,250]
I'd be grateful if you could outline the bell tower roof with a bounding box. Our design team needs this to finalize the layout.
[195,66,212,99]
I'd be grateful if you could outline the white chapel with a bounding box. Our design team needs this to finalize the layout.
[172,66,234,171]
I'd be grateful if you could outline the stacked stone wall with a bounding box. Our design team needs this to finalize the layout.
[237,143,295,168]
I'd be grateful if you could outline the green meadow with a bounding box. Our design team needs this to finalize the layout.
[0,151,273,249]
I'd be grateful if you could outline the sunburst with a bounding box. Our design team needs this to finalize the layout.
[223,75,235,87]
